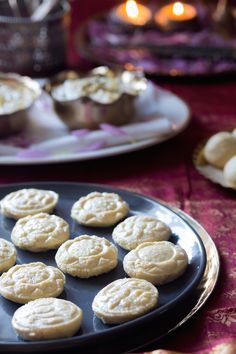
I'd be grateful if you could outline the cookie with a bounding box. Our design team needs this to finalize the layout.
[112,215,171,250]
[12,298,83,341]
[0,188,59,220]
[0,238,17,273]
[71,192,129,227]
[92,278,158,324]
[224,155,236,188]
[11,213,69,252]
[55,235,118,278]
[123,241,188,285]
[0,262,65,304]
[203,132,236,169]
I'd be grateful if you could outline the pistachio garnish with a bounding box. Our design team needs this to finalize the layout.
[51,66,147,105]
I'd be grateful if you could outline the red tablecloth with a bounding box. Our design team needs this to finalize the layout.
[2,2,236,353]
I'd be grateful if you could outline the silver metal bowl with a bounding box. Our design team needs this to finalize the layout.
[0,73,41,137]
[45,67,147,130]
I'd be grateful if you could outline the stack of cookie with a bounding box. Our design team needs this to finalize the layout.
[0,188,189,340]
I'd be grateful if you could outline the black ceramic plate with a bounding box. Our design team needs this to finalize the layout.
[0,182,206,354]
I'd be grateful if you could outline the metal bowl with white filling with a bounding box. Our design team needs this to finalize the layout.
[46,66,148,130]
[0,73,41,137]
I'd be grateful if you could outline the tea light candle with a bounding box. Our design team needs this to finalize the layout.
[155,2,197,31]
[115,0,152,26]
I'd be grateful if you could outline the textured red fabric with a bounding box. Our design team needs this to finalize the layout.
[2,1,236,353]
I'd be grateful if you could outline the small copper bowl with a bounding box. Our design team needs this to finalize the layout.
[0,73,41,137]
[45,66,147,130]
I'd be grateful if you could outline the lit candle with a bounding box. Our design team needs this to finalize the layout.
[155,2,197,30]
[115,0,152,26]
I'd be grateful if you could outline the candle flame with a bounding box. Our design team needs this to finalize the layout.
[173,2,185,16]
[126,0,139,19]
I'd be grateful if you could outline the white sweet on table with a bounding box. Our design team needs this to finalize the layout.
[203,131,236,169]
[224,155,236,188]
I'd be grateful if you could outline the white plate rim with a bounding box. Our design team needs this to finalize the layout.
[0,90,191,165]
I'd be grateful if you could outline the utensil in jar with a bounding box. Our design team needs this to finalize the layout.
[8,0,21,17]
[30,0,60,21]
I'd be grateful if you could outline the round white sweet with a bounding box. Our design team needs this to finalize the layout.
[0,238,17,273]
[203,132,236,169]
[11,213,69,252]
[12,298,83,341]
[0,188,59,220]
[71,192,129,227]
[123,241,188,285]
[92,278,158,324]
[224,155,236,188]
[0,262,65,304]
[112,215,171,250]
[55,235,118,278]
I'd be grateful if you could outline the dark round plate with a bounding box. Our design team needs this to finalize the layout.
[0,182,206,353]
